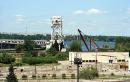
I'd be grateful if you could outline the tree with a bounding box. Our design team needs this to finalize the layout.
[116,37,130,51]
[0,52,15,64]
[15,44,24,53]
[52,40,59,51]
[102,44,110,48]
[24,40,36,52]
[6,64,18,82]
[69,40,82,52]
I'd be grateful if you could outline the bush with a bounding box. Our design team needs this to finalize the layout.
[55,52,68,60]
[69,40,82,52]
[111,73,115,76]
[71,74,75,79]
[22,75,27,80]
[0,53,15,64]
[22,56,58,65]
[62,73,66,79]
[80,67,99,80]
[14,63,22,67]
[52,74,56,79]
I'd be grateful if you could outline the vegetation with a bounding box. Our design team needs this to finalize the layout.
[80,67,99,80]
[115,37,130,51]
[15,44,24,53]
[102,44,110,48]
[23,40,36,51]
[0,33,116,42]
[0,33,51,40]
[51,40,59,51]
[0,52,15,64]
[6,64,18,82]
[69,40,82,52]
[22,52,68,65]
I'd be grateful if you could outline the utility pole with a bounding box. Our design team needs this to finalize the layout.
[74,57,82,82]
[77,64,79,82]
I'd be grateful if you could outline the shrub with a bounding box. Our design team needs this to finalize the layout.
[14,63,22,67]
[80,67,99,80]
[62,73,66,79]
[69,40,82,52]
[52,74,56,79]
[22,56,58,65]
[111,73,115,76]
[71,74,75,79]
[0,53,15,64]
[55,52,68,60]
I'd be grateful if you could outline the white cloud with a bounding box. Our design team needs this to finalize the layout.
[73,8,105,15]
[87,8,103,14]
[73,10,85,15]
[15,15,25,23]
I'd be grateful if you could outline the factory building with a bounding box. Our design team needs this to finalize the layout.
[69,52,130,72]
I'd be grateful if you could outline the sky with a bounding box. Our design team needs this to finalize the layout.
[0,0,130,36]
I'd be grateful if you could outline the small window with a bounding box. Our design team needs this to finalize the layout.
[117,60,121,62]
[89,60,92,62]
[109,60,113,63]
[122,60,125,62]
[86,60,88,62]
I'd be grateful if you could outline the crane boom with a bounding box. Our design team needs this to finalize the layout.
[78,29,89,51]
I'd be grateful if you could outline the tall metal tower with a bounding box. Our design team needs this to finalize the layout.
[51,16,63,42]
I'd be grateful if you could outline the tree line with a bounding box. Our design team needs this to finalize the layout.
[0,33,117,42]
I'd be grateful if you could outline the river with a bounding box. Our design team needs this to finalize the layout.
[64,40,115,51]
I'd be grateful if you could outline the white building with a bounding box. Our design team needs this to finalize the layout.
[69,52,130,71]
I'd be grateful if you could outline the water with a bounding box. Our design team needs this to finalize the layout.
[64,40,115,51]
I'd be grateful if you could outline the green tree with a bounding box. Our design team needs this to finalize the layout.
[69,40,82,52]
[0,52,15,64]
[15,44,24,53]
[102,44,110,48]
[6,64,18,82]
[116,37,130,51]
[80,67,98,80]
[24,40,36,51]
[52,40,59,51]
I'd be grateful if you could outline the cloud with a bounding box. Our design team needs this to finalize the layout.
[87,8,103,14]
[73,10,85,15]
[73,8,105,15]
[15,15,25,23]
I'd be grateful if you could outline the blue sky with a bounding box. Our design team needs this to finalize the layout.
[0,0,130,36]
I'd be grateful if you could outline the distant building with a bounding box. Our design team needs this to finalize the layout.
[69,52,130,72]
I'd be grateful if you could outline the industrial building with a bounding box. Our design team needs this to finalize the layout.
[69,52,130,72]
